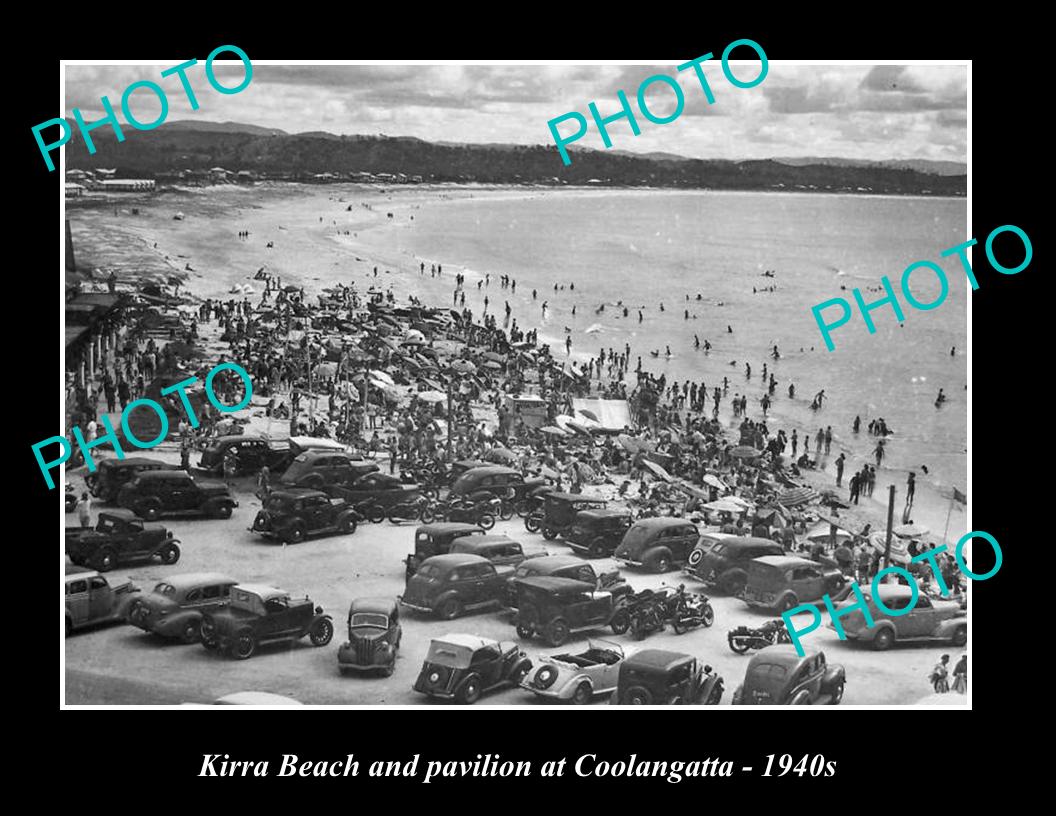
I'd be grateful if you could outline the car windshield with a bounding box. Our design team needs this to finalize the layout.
[620,525,654,549]
[153,582,176,596]
[709,542,726,554]
[351,613,388,628]
[425,641,473,668]
[416,564,442,579]
[513,564,540,579]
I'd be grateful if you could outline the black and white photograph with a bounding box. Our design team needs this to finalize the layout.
[57,57,972,708]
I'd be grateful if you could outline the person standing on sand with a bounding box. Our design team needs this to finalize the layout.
[874,440,886,468]
[849,470,861,504]
[791,430,798,456]
[824,426,832,454]
[835,453,846,487]
[853,415,861,434]
[952,655,967,694]
[77,492,92,528]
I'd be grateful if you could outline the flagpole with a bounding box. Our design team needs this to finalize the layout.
[942,491,954,545]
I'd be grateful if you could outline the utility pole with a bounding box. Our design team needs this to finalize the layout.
[446,373,454,463]
[884,484,896,569]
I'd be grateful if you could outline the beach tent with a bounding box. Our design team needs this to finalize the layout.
[572,399,631,432]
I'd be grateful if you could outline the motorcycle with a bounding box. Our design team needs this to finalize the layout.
[387,495,432,524]
[726,619,791,654]
[627,589,671,640]
[355,499,387,525]
[435,497,497,531]
[664,585,715,634]
[524,509,543,534]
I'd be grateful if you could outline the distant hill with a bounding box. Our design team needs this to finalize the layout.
[66,125,966,196]
[772,156,966,176]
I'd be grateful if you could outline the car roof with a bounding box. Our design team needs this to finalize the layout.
[547,491,605,502]
[136,470,191,480]
[433,633,499,651]
[748,645,819,667]
[754,555,815,569]
[98,508,140,521]
[99,457,169,469]
[871,584,917,599]
[631,516,694,530]
[232,583,289,601]
[213,692,302,705]
[156,572,238,590]
[625,649,694,671]
[269,488,328,499]
[516,576,595,593]
[519,555,587,571]
[714,535,780,550]
[454,459,489,469]
[576,508,630,520]
[453,534,518,549]
[348,596,397,615]
[65,569,101,583]
[417,522,482,535]
[421,553,491,568]
[458,465,520,477]
[212,434,265,444]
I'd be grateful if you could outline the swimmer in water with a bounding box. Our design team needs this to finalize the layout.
[694,335,700,349]
[727,325,733,333]
[659,303,665,312]
[665,346,671,357]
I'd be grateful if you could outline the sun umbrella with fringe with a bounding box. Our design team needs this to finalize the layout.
[777,486,819,508]
[730,445,763,459]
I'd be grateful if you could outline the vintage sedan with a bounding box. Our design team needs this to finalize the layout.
[609,649,724,705]
[731,645,846,705]
[520,640,625,704]
[613,517,700,573]
[399,553,511,619]
[337,597,402,676]
[513,576,630,647]
[831,584,967,650]
[200,584,333,660]
[743,555,852,612]
[413,634,532,704]
[126,572,239,642]
[66,569,140,637]
[250,488,359,544]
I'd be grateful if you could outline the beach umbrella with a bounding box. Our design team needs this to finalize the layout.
[484,360,503,370]
[536,466,560,480]
[868,532,911,564]
[484,447,519,465]
[730,445,763,460]
[703,499,747,513]
[777,486,819,508]
[894,523,929,538]
[539,426,568,437]
[450,360,477,374]
[702,474,728,491]
[566,421,594,437]
[369,369,395,386]
[403,329,426,345]
[577,408,600,422]
[483,351,506,363]
[641,459,673,482]
[618,434,654,454]
[416,390,446,403]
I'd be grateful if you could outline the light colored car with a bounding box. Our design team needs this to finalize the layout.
[520,640,625,704]
[126,573,239,643]
[66,569,140,637]
[214,692,302,705]
[831,584,967,650]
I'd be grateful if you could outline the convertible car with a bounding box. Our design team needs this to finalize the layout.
[520,640,625,704]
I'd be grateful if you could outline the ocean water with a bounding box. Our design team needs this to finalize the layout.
[347,188,967,507]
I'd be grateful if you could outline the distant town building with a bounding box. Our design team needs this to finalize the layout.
[65,183,86,198]
[98,179,155,192]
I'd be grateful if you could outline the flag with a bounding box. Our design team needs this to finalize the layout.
[952,487,967,506]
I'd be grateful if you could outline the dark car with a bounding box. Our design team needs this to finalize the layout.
[280,450,379,489]
[743,556,852,612]
[732,645,846,705]
[413,634,532,704]
[506,555,632,609]
[613,517,699,573]
[566,508,633,558]
[399,553,512,620]
[513,576,631,647]
[199,434,292,476]
[448,466,546,502]
[125,572,238,642]
[405,522,485,579]
[685,535,785,595]
[117,470,238,521]
[609,649,724,705]
[337,597,402,676]
[450,535,547,568]
[250,488,359,544]
[329,471,420,508]
[200,584,334,660]
[65,509,181,572]
[85,457,178,502]
[536,492,608,541]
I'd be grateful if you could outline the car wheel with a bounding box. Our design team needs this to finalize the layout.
[525,514,541,533]
[499,503,514,522]
[647,550,672,573]
[181,621,200,644]
[720,574,746,597]
[610,609,630,635]
[516,623,534,639]
[624,686,652,705]
[951,624,967,647]
[338,515,357,535]
[510,659,532,685]
[872,628,895,650]
[829,682,844,705]
[310,618,334,647]
[437,598,463,620]
[572,682,592,705]
[457,676,482,704]
[65,617,73,638]
[542,526,557,541]
[95,548,117,572]
[160,543,181,565]
[419,508,435,525]
[779,593,799,612]
[667,694,685,705]
[284,524,306,545]
[790,689,812,705]
[381,664,395,678]
[478,514,495,531]
[232,631,257,660]
[367,505,386,524]
[545,619,570,647]
[588,538,607,559]
[514,500,529,518]
[304,475,325,489]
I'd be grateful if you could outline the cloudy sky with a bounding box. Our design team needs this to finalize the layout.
[65,62,967,162]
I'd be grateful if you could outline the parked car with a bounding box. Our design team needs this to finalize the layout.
[743,555,853,612]
[448,465,547,502]
[85,457,178,502]
[520,640,625,704]
[413,634,532,703]
[126,572,238,642]
[506,555,632,609]
[613,517,700,573]
[117,470,238,520]
[65,509,181,572]
[450,534,547,568]
[513,576,631,647]
[831,584,967,650]
[337,597,402,676]
[65,570,140,637]
[280,450,379,489]
[399,553,512,619]
[405,522,485,579]
[565,508,633,558]
[684,535,784,595]
[732,645,845,705]
[199,434,292,476]
[533,492,609,541]
[200,584,334,660]
[328,472,420,509]
[250,488,359,544]
[609,649,724,705]
[212,692,302,705]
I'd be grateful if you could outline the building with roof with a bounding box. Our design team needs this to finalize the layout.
[98,179,155,192]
